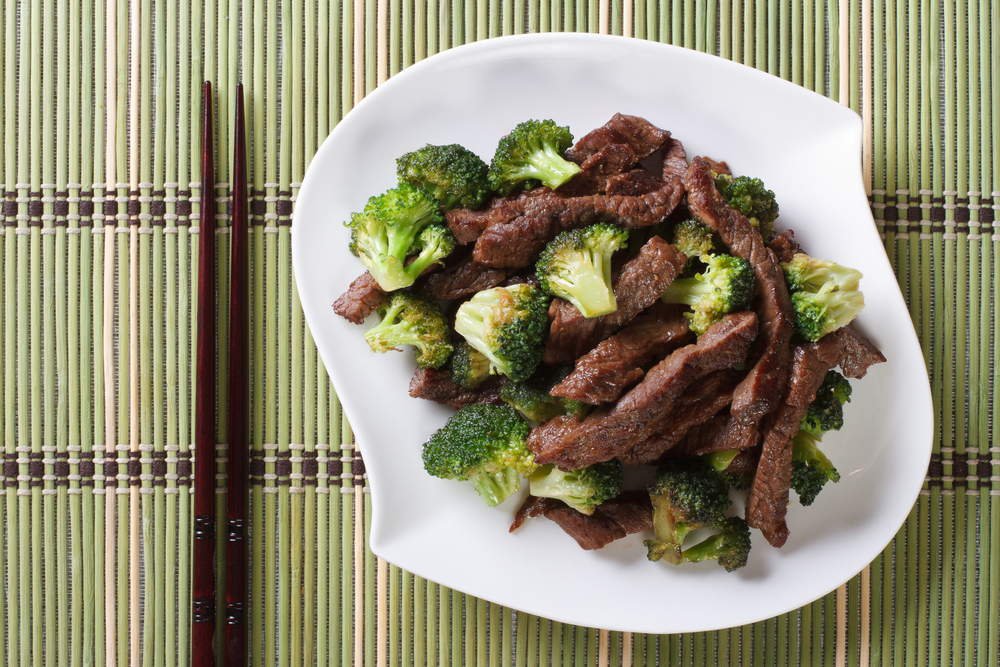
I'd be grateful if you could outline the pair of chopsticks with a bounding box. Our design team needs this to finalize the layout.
[193,81,250,667]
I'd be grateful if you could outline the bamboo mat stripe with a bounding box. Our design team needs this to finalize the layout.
[0,1,997,665]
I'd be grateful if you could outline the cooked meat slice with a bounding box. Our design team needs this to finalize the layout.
[509,495,557,532]
[604,169,665,197]
[407,368,506,409]
[550,303,691,404]
[414,253,512,300]
[567,114,671,163]
[502,271,541,288]
[659,138,689,183]
[671,415,763,457]
[685,156,795,423]
[443,187,554,245]
[702,157,731,176]
[747,328,884,547]
[529,311,759,470]
[333,271,386,324]
[835,326,887,378]
[472,183,685,268]
[726,446,760,473]
[622,369,741,464]
[543,236,687,364]
[768,229,805,263]
[557,143,639,196]
[511,491,653,550]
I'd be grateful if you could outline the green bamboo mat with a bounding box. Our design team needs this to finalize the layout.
[0,0,996,665]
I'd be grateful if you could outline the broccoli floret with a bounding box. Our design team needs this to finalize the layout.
[449,340,491,389]
[528,460,623,515]
[680,516,752,572]
[671,219,717,261]
[397,144,492,210]
[421,404,536,506]
[488,119,583,195]
[644,458,732,565]
[347,184,450,291]
[660,253,754,335]
[714,173,780,240]
[720,470,755,492]
[782,253,865,342]
[790,431,841,506]
[535,223,630,318]
[800,370,852,438]
[499,365,591,423]
[453,284,551,383]
[363,291,453,369]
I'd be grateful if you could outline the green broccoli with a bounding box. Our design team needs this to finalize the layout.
[499,365,590,424]
[671,219,717,261]
[800,370,852,438]
[660,253,754,335]
[644,458,732,565]
[396,144,492,210]
[453,284,551,383]
[703,449,741,472]
[790,431,841,506]
[713,173,780,240]
[448,340,492,390]
[363,291,453,369]
[528,460,623,515]
[789,370,850,505]
[781,253,865,342]
[421,404,536,506]
[347,184,452,291]
[535,223,630,318]
[488,119,583,195]
[680,516,752,572]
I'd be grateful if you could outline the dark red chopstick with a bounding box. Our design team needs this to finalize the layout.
[225,83,250,667]
[193,80,217,667]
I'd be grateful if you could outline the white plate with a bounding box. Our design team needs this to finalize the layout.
[293,33,932,634]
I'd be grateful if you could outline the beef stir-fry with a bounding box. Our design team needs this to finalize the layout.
[332,114,885,571]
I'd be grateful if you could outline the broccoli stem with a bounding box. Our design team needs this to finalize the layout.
[562,269,616,318]
[516,144,582,190]
[661,276,715,307]
[470,467,521,507]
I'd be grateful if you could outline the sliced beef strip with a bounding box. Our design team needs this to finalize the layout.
[443,187,555,245]
[671,415,763,457]
[472,181,686,269]
[835,326,887,379]
[511,491,653,550]
[413,252,512,300]
[725,446,760,473]
[529,311,759,470]
[685,156,795,424]
[768,229,805,264]
[509,495,556,532]
[333,271,386,324]
[659,138,689,184]
[549,303,691,405]
[566,114,671,163]
[747,327,885,548]
[702,157,731,176]
[407,368,506,409]
[621,369,742,465]
[543,237,687,365]
[604,169,665,197]
[557,143,639,196]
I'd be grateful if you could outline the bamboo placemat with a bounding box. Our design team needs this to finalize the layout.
[0,0,996,665]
